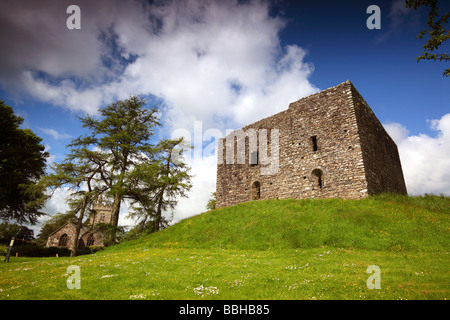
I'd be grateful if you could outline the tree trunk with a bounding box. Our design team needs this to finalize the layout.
[154,188,165,232]
[111,192,122,227]
[110,171,125,228]
[71,195,88,257]
[154,149,172,232]
[107,191,123,245]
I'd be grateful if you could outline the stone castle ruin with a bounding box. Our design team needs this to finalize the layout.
[216,81,407,208]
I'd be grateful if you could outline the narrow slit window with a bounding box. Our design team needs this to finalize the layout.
[311,136,318,152]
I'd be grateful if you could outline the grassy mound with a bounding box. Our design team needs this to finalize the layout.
[1,194,448,300]
[116,194,449,252]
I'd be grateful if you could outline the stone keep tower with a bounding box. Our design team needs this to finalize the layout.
[216,81,407,208]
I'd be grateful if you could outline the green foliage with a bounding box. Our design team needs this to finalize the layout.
[94,223,127,247]
[40,95,191,246]
[0,223,22,244]
[0,223,35,246]
[0,100,48,224]
[74,95,163,227]
[9,245,71,257]
[406,0,450,76]
[126,138,192,234]
[75,245,103,256]
[205,192,216,211]
[6,243,103,258]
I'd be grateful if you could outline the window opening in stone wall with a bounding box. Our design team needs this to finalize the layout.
[59,234,68,247]
[311,136,318,152]
[87,235,95,246]
[312,169,323,189]
[252,181,261,200]
[250,151,258,165]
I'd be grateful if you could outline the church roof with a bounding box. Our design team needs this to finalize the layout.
[46,221,88,239]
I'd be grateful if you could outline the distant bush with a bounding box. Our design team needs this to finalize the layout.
[10,245,71,257]
[7,245,104,257]
[76,246,103,256]
[0,238,33,246]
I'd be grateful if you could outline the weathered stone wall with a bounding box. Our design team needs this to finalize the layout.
[46,223,105,249]
[45,223,78,248]
[80,231,104,247]
[90,201,113,225]
[216,80,406,208]
[350,85,407,195]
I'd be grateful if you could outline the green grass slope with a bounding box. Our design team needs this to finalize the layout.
[1,194,449,300]
[116,194,449,252]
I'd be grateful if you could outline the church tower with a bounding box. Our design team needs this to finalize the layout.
[89,195,113,225]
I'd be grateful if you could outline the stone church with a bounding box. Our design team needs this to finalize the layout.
[216,80,407,208]
[46,198,113,249]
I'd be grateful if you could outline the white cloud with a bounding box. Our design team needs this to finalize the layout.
[171,153,218,224]
[39,127,73,140]
[119,1,317,130]
[384,113,450,196]
[2,0,317,127]
[28,188,72,235]
[1,0,320,227]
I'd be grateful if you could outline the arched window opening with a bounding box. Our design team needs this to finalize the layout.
[312,169,323,189]
[252,181,261,200]
[86,235,95,247]
[59,234,68,247]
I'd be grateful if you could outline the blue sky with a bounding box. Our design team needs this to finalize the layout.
[0,0,449,229]
[277,0,449,134]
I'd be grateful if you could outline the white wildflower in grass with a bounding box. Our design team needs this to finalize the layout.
[285,263,309,270]
[232,279,244,287]
[129,293,146,299]
[288,283,298,290]
[100,274,118,279]
[193,285,219,297]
